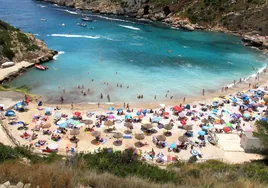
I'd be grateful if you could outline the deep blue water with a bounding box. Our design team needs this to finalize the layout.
[0,0,267,103]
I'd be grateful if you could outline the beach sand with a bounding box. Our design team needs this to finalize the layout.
[0,68,267,164]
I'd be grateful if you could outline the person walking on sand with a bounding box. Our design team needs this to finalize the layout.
[71,102,74,110]
[98,102,100,107]
[124,102,126,108]
[107,94,110,102]
[60,96,64,104]
[126,103,129,109]
[183,97,185,103]
[202,89,205,96]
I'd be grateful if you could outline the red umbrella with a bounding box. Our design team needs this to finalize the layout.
[74,112,81,116]
[173,106,182,112]
[223,127,231,133]
[180,119,187,125]
[163,111,169,116]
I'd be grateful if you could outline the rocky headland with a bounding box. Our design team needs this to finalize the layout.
[0,20,57,84]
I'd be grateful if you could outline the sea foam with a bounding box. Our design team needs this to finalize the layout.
[47,34,100,39]
[119,25,140,31]
[53,51,65,60]
[65,10,79,15]
[91,15,135,23]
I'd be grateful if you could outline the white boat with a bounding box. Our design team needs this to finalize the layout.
[1,61,15,68]
[82,17,93,22]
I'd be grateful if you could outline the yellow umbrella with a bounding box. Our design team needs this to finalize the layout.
[141,119,150,125]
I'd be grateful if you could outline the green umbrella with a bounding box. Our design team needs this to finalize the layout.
[226,122,233,127]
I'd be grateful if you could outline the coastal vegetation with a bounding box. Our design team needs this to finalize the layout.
[0,20,53,64]
[0,85,32,95]
[1,144,268,187]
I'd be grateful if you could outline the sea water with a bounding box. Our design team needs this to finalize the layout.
[0,0,267,103]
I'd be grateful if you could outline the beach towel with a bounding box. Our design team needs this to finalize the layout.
[123,135,132,139]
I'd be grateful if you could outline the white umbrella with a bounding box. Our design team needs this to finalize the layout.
[48,143,58,150]
[57,119,66,125]
[179,112,185,118]
[214,124,223,129]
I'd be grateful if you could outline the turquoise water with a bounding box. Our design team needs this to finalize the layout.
[0,0,267,103]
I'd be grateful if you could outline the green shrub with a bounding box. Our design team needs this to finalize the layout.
[17,32,29,44]
[2,46,14,60]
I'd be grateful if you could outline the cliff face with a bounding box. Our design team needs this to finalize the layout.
[38,0,268,36]
[0,20,56,65]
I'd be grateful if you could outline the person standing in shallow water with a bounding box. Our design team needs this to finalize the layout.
[124,102,126,108]
[60,96,64,104]
[107,95,110,102]
[71,102,73,110]
[202,89,205,96]
[100,93,103,99]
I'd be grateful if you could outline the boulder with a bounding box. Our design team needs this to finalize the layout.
[154,12,166,21]
[16,182,24,188]
[1,181,10,188]
[137,8,144,17]
[182,24,195,31]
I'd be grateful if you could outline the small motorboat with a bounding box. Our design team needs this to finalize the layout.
[77,23,87,27]
[82,16,93,22]
[35,64,48,70]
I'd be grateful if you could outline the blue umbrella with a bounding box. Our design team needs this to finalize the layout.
[191,149,199,156]
[202,126,208,130]
[230,98,238,103]
[198,131,206,136]
[211,109,218,114]
[169,143,177,149]
[108,107,114,111]
[59,123,67,128]
[207,125,213,129]
[142,109,147,114]
[17,121,25,125]
[152,117,160,122]
[136,111,141,115]
[5,110,16,117]
[125,114,132,119]
[117,108,123,112]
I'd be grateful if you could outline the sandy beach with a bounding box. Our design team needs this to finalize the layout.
[1,68,268,164]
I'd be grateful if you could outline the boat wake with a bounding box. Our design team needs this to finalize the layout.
[91,15,135,23]
[65,10,79,15]
[47,34,100,39]
[119,25,140,31]
[38,5,46,8]
[53,51,65,60]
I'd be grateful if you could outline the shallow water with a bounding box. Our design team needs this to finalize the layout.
[0,0,267,103]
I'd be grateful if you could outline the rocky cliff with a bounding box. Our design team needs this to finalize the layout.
[0,20,57,65]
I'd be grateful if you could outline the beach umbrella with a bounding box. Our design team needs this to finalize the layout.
[202,126,208,130]
[141,119,150,125]
[178,135,188,143]
[83,119,94,125]
[108,115,115,120]
[243,112,251,119]
[263,95,268,102]
[142,109,147,114]
[43,123,52,128]
[163,111,169,116]
[156,135,166,141]
[198,131,206,136]
[125,114,132,119]
[124,122,133,128]
[173,106,182,112]
[91,131,101,138]
[191,149,199,156]
[230,98,238,103]
[5,110,16,117]
[59,123,67,128]
[136,111,141,116]
[143,123,153,129]
[164,124,173,131]
[117,108,123,112]
[178,112,185,118]
[184,125,193,131]
[104,120,114,128]
[180,119,187,125]
[17,121,25,125]
[108,107,114,111]
[169,143,177,149]
[113,132,123,139]
[74,112,81,117]
[223,127,231,133]
[70,129,80,136]
[201,118,209,124]
[152,117,160,122]
[135,133,145,141]
[57,119,66,125]
[207,124,213,129]
[214,124,223,129]
[48,143,58,150]
[226,122,233,127]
